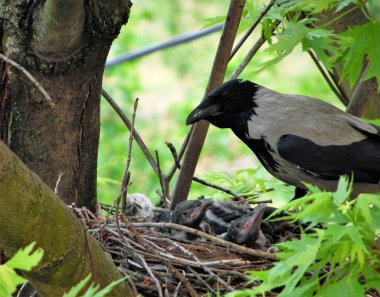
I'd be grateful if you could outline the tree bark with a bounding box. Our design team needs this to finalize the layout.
[0,0,132,211]
[0,140,132,296]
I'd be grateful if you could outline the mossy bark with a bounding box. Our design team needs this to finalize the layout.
[0,0,132,211]
[0,140,132,296]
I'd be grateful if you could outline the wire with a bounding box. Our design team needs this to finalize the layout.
[105,23,224,68]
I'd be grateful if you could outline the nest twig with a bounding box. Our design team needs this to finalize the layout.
[71,207,276,297]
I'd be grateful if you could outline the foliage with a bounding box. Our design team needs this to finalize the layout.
[227,176,380,297]
[0,242,43,296]
[63,274,128,297]
[257,0,380,88]
[192,167,294,206]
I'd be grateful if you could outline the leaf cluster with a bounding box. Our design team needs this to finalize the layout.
[0,242,43,296]
[227,177,380,297]
[255,0,380,88]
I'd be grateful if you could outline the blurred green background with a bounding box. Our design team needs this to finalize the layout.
[98,0,342,207]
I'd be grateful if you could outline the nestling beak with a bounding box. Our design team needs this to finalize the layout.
[186,103,222,125]
[190,199,214,220]
[237,204,267,243]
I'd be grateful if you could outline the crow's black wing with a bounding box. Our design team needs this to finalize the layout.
[277,134,380,183]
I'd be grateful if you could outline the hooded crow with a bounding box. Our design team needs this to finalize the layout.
[186,79,380,196]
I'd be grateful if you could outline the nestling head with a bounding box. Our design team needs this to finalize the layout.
[226,203,267,245]
[186,79,258,128]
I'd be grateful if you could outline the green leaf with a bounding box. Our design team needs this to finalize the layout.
[63,274,92,297]
[0,265,27,296]
[339,22,380,86]
[366,0,380,21]
[92,277,128,297]
[316,278,364,297]
[6,242,44,271]
[63,275,128,297]
[202,16,225,29]
[277,0,339,13]
[335,0,360,12]
[0,242,44,296]
[332,175,352,205]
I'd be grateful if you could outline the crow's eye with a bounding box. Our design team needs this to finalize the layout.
[183,211,189,216]
[235,222,241,228]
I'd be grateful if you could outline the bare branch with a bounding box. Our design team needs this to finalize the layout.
[307,50,348,106]
[192,176,244,201]
[230,20,280,80]
[101,89,160,176]
[0,53,53,105]
[346,64,375,117]
[166,125,194,181]
[170,0,247,209]
[230,0,276,59]
[132,222,277,260]
[119,98,139,213]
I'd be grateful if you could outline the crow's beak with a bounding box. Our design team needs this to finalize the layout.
[237,204,267,243]
[186,103,222,125]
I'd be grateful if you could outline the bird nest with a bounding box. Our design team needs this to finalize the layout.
[72,206,279,297]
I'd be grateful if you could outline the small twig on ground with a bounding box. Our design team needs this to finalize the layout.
[230,0,277,59]
[0,53,53,105]
[192,176,244,201]
[54,172,64,195]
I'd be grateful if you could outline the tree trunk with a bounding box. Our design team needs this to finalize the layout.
[0,0,131,211]
[0,140,133,297]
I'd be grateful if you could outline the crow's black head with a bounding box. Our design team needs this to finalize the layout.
[186,79,258,128]
[225,204,267,245]
[172,198,214,228]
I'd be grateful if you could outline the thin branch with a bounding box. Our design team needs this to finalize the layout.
[192,176,244,201]
[230,20,280,80]
[155,150,168,202]
[128,224,198,297]
[230,0,276,59]
[346,64,371,117]
[170,0,247,209]
[136,254,163,297]
[132,222,277,260]
[166,125,194,181]
[307,50,348,106]
[119,98,139,213]
[166,142,181,170]
[0,53,53,105]
[101,89,160,176]
[167,239,233,292]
